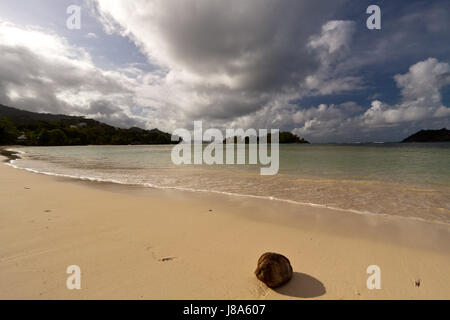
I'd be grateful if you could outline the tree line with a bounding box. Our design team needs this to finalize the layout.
[0,116,178,146]
[0,105,310,146]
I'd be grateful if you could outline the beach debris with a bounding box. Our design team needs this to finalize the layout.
[159,257,176,262]
[255,252,293,288]
[415,279,421,287]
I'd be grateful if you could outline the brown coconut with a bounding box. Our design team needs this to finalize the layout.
[255,252,293,288]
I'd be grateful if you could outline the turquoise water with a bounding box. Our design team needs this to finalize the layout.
[279,143,450,187]
[8,143,450,224]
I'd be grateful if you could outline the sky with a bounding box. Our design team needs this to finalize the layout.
[0,0,449,142]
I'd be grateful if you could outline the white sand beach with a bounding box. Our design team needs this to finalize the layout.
[1,156,449,299]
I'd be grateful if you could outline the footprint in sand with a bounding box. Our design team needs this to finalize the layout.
[146,245,177,262]
[254,282,270,298]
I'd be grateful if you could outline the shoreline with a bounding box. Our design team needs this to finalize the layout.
[0,153,450,299]
[3,146,450,228]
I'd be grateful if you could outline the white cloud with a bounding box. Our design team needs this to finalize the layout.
[362,58,450,126]
[395,58,450,103]
[308,20,356,56]
[0,21,147,128]
[86,32,98,39]
[303,20,364,96]
[289,58,450,141]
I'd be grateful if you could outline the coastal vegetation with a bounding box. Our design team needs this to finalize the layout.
[223,132,309,144]
[0,104,309,146]
[0,104,178,146]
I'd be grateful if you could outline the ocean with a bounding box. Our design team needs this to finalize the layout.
[7,143,450,224]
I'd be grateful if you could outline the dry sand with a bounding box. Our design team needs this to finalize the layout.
[0,155,449,299]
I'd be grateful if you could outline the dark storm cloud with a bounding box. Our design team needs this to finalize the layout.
[85,99,147,128]
[92,0,354,121]
[87,100,122,115]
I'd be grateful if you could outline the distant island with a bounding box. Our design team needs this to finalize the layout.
[402,128,450,143]
[0,104,179,146]
[224,132,309,144]
[271,132,309,144]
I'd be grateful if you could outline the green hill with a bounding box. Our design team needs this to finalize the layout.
[0,104,178,146]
